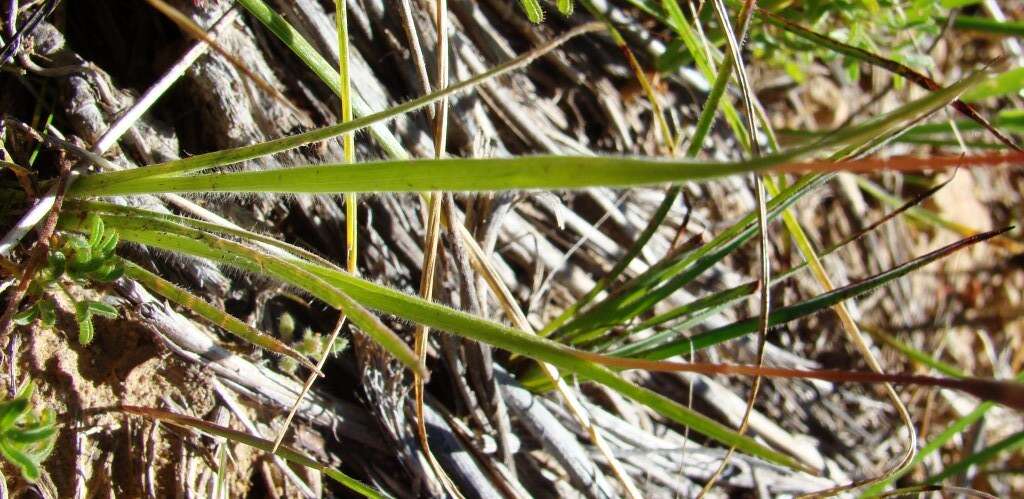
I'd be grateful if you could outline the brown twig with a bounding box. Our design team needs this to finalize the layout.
[0,151,73,338]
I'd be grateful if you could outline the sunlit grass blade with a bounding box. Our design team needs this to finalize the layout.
[67,150,1024,198]
[662,0,750,149]
[777,129,1013,151]
[632,228,1010,360]
[67,200,340,270]
[551,173,833,343]
[235,0,408,159]
[122,259,322,373]
[903,109,1024,136]
[963,67,1024,102]
[59,210,425,377]
[67,70,994,199]
[781,109,1024,148]
[861,325,966,379]
[57,210,805,470]
[65,22,603,194]
[120,405,387,499]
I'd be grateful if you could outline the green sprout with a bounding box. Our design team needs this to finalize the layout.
[0,382,57,482]
[14,214,122,345]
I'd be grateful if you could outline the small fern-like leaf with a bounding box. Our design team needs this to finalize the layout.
[75,302,96,345]
[556,0,573,16]
[518,0,544,23]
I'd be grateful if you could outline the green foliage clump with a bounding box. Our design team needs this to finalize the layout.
[0,382,57,482]
[14,214,122,344]
[755,0,943,83]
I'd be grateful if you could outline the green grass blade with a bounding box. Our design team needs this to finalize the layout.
[950,15,1024,37]
[861,326,966,379]
[68,200,340,270]
[70,155,789,196]
[60,211,425,377]
[66,23,600,197]
[553,173,833,342]
[69,146,1019,198]
[59,211,805,470]
[68,47,986,199]
[540,0,752,337]
[859,367,1024,497]
[121,405,387,498]
[661,0,748,147]
[633,229,1008,360]
[235,0,408,160]
[924,430,1024,484]
[607,281,757,355]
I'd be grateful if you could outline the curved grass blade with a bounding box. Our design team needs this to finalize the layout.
[60,211,425,378]
[100,209,1024,425]
[634,228,1011,360]
[120,405,386,498]
[860,370,1024,496]
[59,211,806,471]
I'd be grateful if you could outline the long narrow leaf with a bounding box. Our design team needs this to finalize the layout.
[60,211,425,377]
[66,22,602,194]
[924,430,1024,484]
[635,228,1010,360]
[68,58,988,198]
[120,405,386,498]
[68,149,1024,198]
[57,209,806,470]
